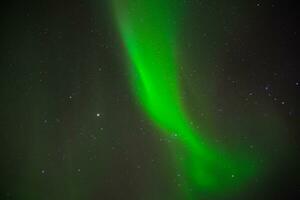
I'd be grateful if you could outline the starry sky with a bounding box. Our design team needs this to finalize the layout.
[1,0,299,200]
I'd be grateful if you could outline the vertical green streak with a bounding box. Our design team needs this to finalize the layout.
[112,0,257,195]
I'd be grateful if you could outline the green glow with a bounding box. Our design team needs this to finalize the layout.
[112,0,258,195]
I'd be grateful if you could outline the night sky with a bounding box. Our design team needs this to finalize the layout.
[1,0,299,200]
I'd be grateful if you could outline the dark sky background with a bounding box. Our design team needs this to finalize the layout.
[1,0,299,200]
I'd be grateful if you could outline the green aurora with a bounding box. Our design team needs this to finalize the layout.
[112,0,259,196]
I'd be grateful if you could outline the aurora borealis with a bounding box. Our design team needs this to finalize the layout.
[1,0,300,200]
[112,0,257,194]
